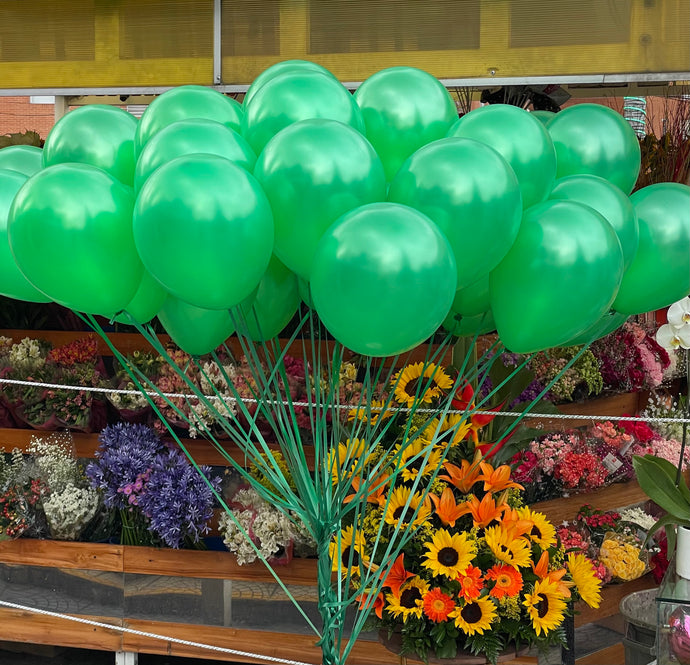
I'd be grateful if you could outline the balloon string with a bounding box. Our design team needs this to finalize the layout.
[0,376,688,424]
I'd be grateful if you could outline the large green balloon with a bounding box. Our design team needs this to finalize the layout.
[236,255,299,341]
[546,103,641,194]
[133,154,274,310]
[564,310,628,346]
[242,71,365,155]
[450,276,490,317]
[549,174,639,270]
[135,86,244,156]
[0,169,50,302]
[388,137,522,288]
[254,119,386,279]
[134,118,256,193]
[311,202,457,357]
[531,110,556,125]
[490,200,624,353]
[244,60,336,108]
[447,105,557,210]
[442,310,496,337]
[613,183,690,315]
[113,271,168,325]
[0,146,43,177]
[354,67,457,182]
[8,163,141,314]
[158,296,235,356]
[298,277,313,308]
[43,106,138,186]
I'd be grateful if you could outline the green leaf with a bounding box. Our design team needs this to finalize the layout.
[640,454,690,503]
[633,455,690,520]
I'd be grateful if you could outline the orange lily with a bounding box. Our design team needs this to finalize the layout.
[501,506,534,539]
[344,472,389,507]
[532,551,572,598]
[429,487,466,527]
[457,492,510,528]
[438,452,483,494]
[381,553,415,597]
[356,590,385,619]
[478,461,524,493]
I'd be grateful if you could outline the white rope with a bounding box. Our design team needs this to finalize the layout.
[0,599,316,665]
[1,376,688,424]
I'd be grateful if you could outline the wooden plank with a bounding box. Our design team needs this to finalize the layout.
[0,608,123,652]
[531,480,646,527]
[123,545,319,585]
[0,539,123,572]
[576,642,624,665]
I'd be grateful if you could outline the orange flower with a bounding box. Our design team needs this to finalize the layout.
[429,487,466,527]
[356,590,385,619]
[500,506,534,539]
[478,461,524,493]
[457,493,509,529]
[438,459,483,494]
[423,587,456,622]
[532,551,572,599]
[344,473,389,507]
[456,565,484,602]
[382,553,415,597]
[486,564,523,599]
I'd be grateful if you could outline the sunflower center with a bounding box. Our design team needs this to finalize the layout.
[531,525,542,539]
[499,544,511,555]
[461,602,482,624]
[536,594,549,618]
[393,506,414,522]
[400,587,422,608]
[405,455,424,473]
[437,546,459,567]
[341,546,360,568]
[403,377,426,398]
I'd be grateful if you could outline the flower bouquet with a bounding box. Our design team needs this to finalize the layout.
[106,350,163,424]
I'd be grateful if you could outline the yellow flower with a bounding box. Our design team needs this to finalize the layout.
[348,399,393,426]
[328,438,370,483]
[517,507,557,549]
[421,413,472,447]
[567,553,602,609]
[385,577,429,622]
[394,439,443,483]
[329,525,369,577]
[523,579,567,636]
[450,596,497,635]
[384,486,432,529]
[422,528,477,579]
[392,362,453,407]
[484,525,532,569]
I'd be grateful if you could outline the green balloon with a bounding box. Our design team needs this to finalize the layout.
[451,276,490,317]
[0,146,43,177]
[254,118,386,279]
[113,271,168,325]
[613,183,690,315]
[242,71,365,155]
[135,86,244,156]
[531,110,556,125]
[134,118,256,193]
[43,106,138,186]
[447,104,557,210]
[158,296,235,356]
[549,174,639,270]
[297,277,313,308]
[133,154,274,310]
[442,310,495,337]
[244,60,336,108]
[546,103,641,194]
[388,137,522,288]
[236,255,299,341]
[490,200,624,353]
[311,202,457,357]
[8,163,141,314]
[564,310,628,346]
[0,169,50,302]
[354,67,457,182]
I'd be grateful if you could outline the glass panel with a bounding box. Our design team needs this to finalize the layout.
[221,0,280,57]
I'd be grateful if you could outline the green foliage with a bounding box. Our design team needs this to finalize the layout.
[0,130,43,148]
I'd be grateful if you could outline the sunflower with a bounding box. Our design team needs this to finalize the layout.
[328,438,370,483]
[423,587,456,622]
[385,577,429,622]
[421,413,472,448]
[422,529,477,579]
[567,553,602,609]
[450,596,497,635]
[384,486,432,529]
[456,565,484,602]
[348,399,393,426]
[517,507,557,549]
[484,525,532,569]
[524,579,568,636]
[486,564,523,599]
[395,439,443,483]
[392,362,453,407]
[329,525,369,576]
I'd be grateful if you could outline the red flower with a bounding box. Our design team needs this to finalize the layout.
[619,417,656,443]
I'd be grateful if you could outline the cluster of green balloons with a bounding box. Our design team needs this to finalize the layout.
[1,61,688,356]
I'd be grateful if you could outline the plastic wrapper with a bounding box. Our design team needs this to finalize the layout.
[598,531,648,582]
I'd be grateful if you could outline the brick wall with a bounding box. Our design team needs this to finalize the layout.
[0,96,54,139]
